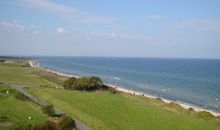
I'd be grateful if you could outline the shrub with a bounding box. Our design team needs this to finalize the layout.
[73,77,95,90]
[15,121,59,130]
[0,60,5,63]
[40,121,59,130]
[168,102,183,110]
[0,88,15,94]
[100,84,109,90]
[89,76,103,87]
[197,111,213,119]
[109,87,117,94]
[63,77,77,90]
[63,76,104,91]
[15,92,29,101]
[155,98,162,102]
[154,98,164,104]
[42,105,56,117]
[188,107,195,113]
[15,124,35,130]
[57,115,76,130]
[0,115,8,122]
[15,116,76,130]
[40,85,54,88]
[21,63,31,67]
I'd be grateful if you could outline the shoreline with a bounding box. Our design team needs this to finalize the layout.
[29,60,220,116]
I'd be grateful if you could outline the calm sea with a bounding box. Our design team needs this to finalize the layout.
[35,57,220,111]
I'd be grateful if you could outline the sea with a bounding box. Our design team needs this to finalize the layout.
[34,57,220,112]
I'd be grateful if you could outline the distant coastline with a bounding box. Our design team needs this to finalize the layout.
[29,60,220,116]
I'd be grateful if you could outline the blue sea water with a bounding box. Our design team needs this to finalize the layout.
[35,57,220,111]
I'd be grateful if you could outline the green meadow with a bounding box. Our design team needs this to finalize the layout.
[0,85,47,130]
[27,87,220,130]
[0,60,66,88]
[1,59,220,130]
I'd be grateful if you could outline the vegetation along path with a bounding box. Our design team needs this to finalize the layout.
[7,83,91,130]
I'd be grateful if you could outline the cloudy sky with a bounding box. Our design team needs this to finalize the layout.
[0,0,220,59]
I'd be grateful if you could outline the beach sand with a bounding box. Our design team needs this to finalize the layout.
[29,60,220,116]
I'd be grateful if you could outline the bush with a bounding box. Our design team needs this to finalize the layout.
[42,105,56,117]
[63,76,104,91]
[15,92,29,101]
[57,115,76,130]
[73,77,97,90]
[15,116,76,130]
[0,115,8,122]
[0,59,5,63]
[15,124,35,130]
[40,121,59,130]
[21,63,31,67]
[63,77,77,90]
[100,84,109,90]
[40,85,54,88]
[168,102,183,110]
[153,98,164,104]
[197,111,213,119]
[15,121,59,130]
[109,87,117,94]
[188,107,195,113]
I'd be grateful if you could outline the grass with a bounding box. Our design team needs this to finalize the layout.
[0,85,48,130]
[0,59,29,67]
[31,69,67,86]
[0,61,63,88]
[1,59,220,130]
[28,87,220,130]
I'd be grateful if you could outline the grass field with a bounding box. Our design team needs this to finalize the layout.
[0,85,47,130]
[27,87,220,130]
[0,60,59,129]
[1,59,220,130]
[0,61,66,88]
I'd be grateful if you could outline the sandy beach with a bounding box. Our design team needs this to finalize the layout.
[29,60,220,116]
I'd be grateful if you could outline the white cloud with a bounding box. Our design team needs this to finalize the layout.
[56,27,66,33]
[30,24,37,29]
[32,30,40,34]
[0,21,25,31]
[111,32,117,37]
[83,31,130,40]
[170,19,220,31]
[145,15,165,20]
[14,0,115,24]
[111,32,129,38]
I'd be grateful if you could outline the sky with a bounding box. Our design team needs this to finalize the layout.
[0,0,220,59]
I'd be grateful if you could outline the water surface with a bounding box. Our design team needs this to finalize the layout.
[35,57,220,111]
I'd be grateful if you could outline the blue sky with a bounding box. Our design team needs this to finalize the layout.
[0,0,220,58]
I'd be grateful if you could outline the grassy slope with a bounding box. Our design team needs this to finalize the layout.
[0,60,62,129]
[1,60,220,130]
[0,62,65,88]
[28,87,220,130]
[0,85,47,130]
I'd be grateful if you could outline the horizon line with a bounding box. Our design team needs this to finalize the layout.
[1,55,220,60]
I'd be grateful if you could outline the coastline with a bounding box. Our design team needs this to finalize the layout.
[29,60,220,116]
